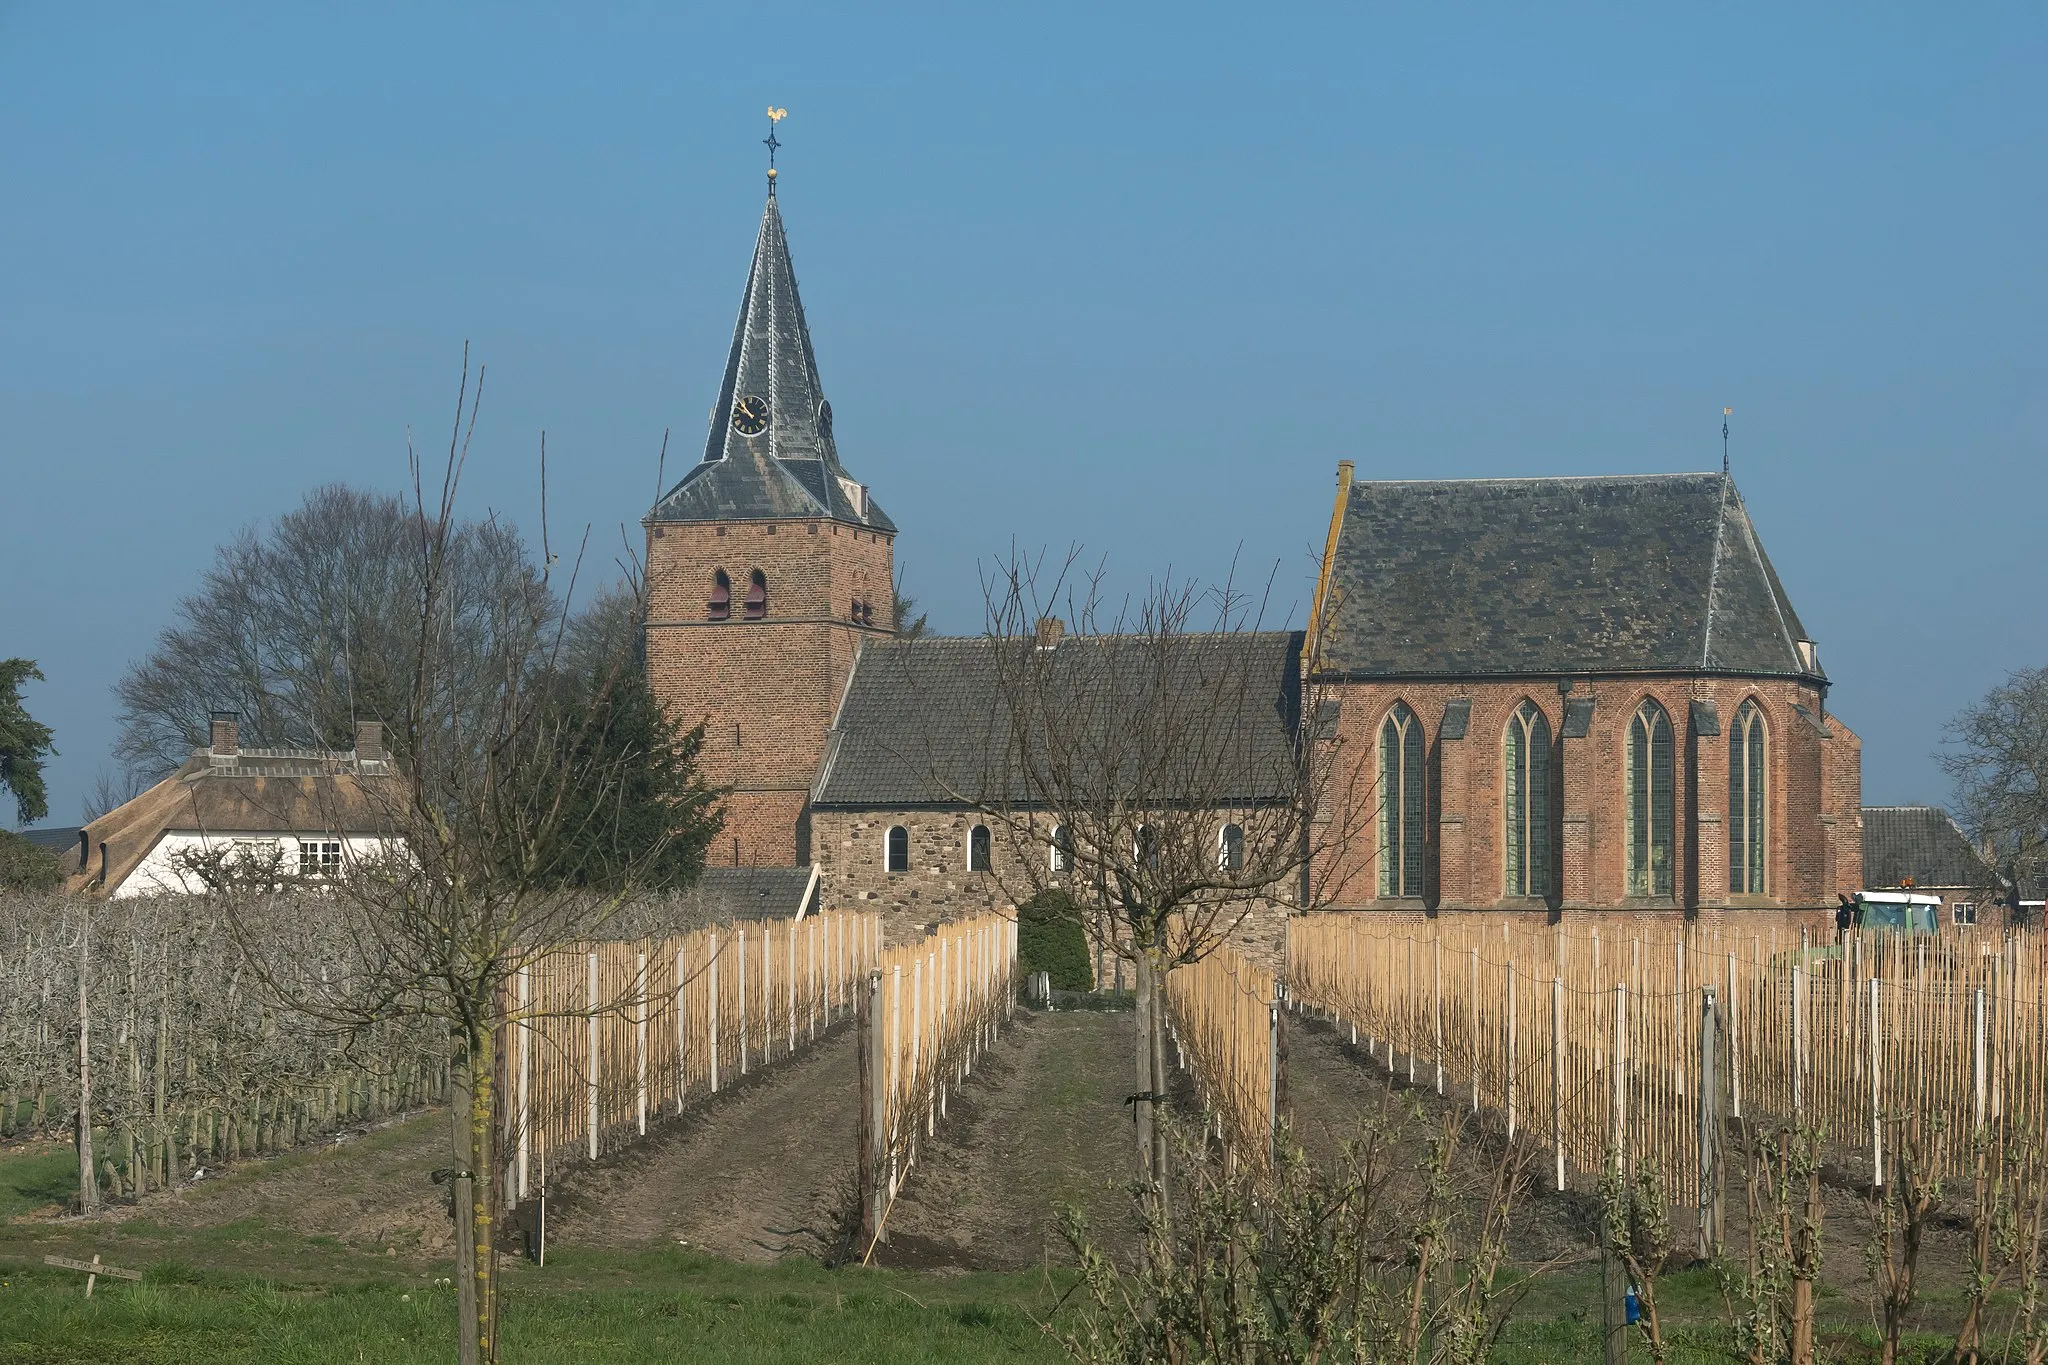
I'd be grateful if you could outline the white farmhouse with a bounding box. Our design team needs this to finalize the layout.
[64,714,402,897]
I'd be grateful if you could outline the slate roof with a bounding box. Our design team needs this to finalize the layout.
[812,632,1305,809]
[686,866,819,922]
[16,826,80,852]
[1863,806,1992,891]
[1316,473,1818,680]
[649,192,895,533]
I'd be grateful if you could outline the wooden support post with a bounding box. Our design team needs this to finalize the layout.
[585,951,599,1162]
[858,968,882,1244]
[635,951,648,1137]
[1699,985,1722,1258]
[1611,982,1627,1167]
[674,947,686,1112]
[1506,966,1517,1141]
[516,966,531,1201]
[1268,984,1282,1169]
[1974,985,1987,1131]
[738,928,748,1076]
[888,964,902,1197]
[1869,975,1882,1190]
[708,930,721,1092]
[1792,958,1804,1117]
[1552,976,1566,1193]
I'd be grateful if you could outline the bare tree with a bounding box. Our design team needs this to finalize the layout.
[205,355,718,1365]
[902,548,1372,1231]
[1942,665,2048,909]
[112,483,551,788]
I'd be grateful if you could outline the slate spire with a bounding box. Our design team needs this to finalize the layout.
[650,190,893,529]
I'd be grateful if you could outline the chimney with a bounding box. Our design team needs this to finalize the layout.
[1035,617,1065,649]
[209,710,240,762]
[353,719,385,761]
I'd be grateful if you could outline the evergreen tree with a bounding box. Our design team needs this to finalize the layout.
[0,659,55,826]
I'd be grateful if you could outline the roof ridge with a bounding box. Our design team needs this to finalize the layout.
[1352,471,1723,488]
[1699,473,1732,668]
[1724,480,1801,667]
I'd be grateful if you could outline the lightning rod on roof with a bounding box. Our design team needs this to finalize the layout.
[1722,406,1732,477]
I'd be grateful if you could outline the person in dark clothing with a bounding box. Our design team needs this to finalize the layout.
[1836,893,1855,938]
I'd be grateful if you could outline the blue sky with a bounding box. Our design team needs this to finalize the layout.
[4,3,2043,827]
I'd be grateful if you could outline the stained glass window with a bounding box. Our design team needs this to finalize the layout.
[1380,703,1426,897]
[1627,700,1675,897]
[1505,700,1553,898]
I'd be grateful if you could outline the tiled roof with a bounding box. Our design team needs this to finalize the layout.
[1317,473,1817,679]
[1862,805,1991,891]
[15,826,80,852]
[813,632,1305,809]
[649,193,894,533]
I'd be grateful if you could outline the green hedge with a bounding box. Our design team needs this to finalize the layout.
[1017,890,1094,992]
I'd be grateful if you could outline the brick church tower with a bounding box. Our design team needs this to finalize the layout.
[644,183,897,867]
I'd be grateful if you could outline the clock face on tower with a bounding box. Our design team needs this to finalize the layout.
[730,394,769,436]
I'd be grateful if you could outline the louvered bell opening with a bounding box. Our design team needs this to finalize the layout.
[707,571,731,621]
[744,570,767,620]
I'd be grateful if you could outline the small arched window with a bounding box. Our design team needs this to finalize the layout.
[1504,700,1554,898]
[1135,824,1158,870]
[885,825,910,874]
[707,570,731,621]
[850,596,863,623]
[744,569,767,620]
[1379,702,1426,897]
[1729,699,1767,895]
[1627,699,1675,898]
[969,824,991,873]
[1050,824,1073,873]
[1219,823,1245,872]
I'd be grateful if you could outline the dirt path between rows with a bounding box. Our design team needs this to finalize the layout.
[878,1008,1145,1272]
[1280,1008,1994,1327]
[548,1022,861,1263]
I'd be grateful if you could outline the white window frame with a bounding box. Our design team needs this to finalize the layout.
[298,839,342,878]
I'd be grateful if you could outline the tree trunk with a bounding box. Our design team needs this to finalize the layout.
[451,1029,499,1365]
[1147,947,1172,1239]
[76,916,99,1214]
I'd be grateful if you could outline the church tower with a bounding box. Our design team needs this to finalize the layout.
[645,180,897,867]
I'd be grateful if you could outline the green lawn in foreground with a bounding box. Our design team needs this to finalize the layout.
[0,1146,75,1221]
[0,1247,1069,1365]
[0,1250,2007,1364]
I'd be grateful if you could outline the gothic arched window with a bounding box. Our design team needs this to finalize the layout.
[744,569,767,620]
[1379,702,1426,897]
[969,824,992,873]
[885,825,910,874]
[707,570,731,621]
[1729,699,1767,895]
[1219,822,1245,872]
[1627,699,1676,897]
[1504,700,1554,898]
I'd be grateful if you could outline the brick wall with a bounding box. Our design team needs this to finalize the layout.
[645,516,893,864]
[1313,674,1861,917]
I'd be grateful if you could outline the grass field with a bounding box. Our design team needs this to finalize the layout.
[0,1254,1982,1364]
[0,1247,1068,1365]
